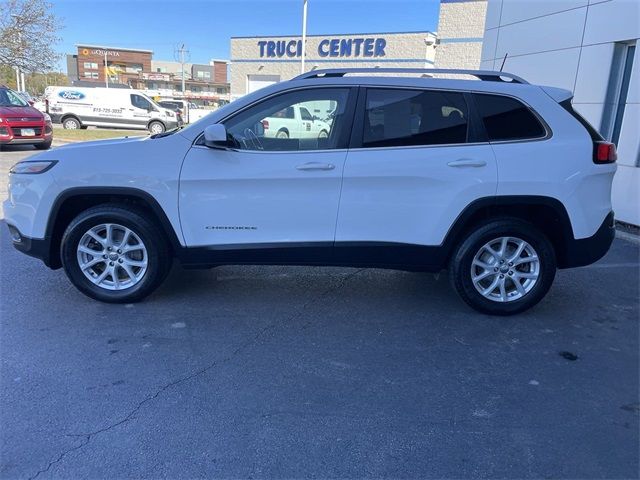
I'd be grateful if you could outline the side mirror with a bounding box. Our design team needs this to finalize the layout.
[204,124,228,148]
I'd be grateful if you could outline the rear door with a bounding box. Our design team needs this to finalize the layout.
[335,87,497,262]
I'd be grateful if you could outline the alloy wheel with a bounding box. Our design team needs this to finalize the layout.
[76,223,148,290]
[470,236,540,303]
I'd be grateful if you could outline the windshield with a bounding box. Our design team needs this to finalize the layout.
[0,88,29,107]
[141,94,163,110]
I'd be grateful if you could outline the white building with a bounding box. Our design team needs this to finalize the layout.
[230,31,437,98]
[434,0,487,69]
[480,0,639,226]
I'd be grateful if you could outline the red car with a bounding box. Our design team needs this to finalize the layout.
[0,86,53,151]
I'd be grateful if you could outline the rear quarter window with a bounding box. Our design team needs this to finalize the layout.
[474,93,546,141]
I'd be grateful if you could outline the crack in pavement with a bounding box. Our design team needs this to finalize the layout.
[27,268,364,480]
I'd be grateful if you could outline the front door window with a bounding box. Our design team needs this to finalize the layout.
[223,88,351,151]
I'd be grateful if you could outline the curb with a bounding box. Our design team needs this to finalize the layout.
[616,228,640,245]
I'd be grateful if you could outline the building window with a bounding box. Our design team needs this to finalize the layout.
[196,70,211,80]
[83,62,98,70]
[83,71,99,79]
[602,41,636,152]
[126,63,143,74]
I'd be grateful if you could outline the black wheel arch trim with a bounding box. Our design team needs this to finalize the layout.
[41,186,183,269]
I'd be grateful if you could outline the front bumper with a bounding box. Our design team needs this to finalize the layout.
[6,223,55,268]
[560,211,615,268]
[0,123,53,145]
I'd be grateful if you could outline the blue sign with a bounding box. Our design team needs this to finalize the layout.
[258,37,386,59]
[58,90,85,100]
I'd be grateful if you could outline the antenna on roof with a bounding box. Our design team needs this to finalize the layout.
[499,53,508,72]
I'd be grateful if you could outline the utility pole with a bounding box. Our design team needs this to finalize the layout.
[301,0,308,74]
[175,44,190,97]
[104,51,109,88]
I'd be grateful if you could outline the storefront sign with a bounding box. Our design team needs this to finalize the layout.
[80,48,121,57]
[257,37,387,58]
[142,72,171,81]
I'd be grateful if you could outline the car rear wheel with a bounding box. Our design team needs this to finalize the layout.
[62,117,81,129]
[276,129,289,139]
[61,204,172,303]
[318,130,329,139]
[148,121,165,134]
[449,219,556,315]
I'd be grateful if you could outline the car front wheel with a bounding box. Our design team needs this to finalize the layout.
[449,219,556,315]
[148,121,165,134]
[61,204,172,303]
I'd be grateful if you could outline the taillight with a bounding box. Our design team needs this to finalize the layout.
[261,120,269,130]
[594,141,617,164]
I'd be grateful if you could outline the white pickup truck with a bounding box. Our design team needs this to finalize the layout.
[262,105,332,140]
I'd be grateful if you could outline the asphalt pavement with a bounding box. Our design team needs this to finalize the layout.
[1,145,639,479]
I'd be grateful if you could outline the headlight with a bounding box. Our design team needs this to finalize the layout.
[43,113,52,122]
[9,160,57,174]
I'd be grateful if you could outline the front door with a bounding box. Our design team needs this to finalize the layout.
[179,87,356,257]
[129,93,153,127]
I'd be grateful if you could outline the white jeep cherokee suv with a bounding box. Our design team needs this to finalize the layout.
[4,68,617,315]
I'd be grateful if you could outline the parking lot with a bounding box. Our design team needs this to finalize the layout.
[1,146,639,479]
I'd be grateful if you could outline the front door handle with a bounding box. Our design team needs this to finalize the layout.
[296,162,335,171]
[447,159,487,168]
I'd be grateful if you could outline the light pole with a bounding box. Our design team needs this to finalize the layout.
[301,0,308,74]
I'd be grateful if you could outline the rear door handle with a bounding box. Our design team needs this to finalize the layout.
[447,159,487,168]
[296,162,335,171]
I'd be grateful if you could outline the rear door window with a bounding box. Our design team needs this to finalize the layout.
[474,93,546,141]
[362,88,469,148]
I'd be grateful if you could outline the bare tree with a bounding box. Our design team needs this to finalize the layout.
[0,0,62,72]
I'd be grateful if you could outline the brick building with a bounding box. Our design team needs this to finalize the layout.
[66,44,230,104]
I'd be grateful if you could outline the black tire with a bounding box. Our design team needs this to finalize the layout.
[148,121,165,134]
[276,129,289,139]
[35,139,52,150]
[62,117,81,129]
[449,218,556,316]
[60,204,172,303]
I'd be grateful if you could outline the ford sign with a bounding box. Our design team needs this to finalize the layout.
[58,90,85,100]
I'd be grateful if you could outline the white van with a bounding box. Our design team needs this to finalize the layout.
[45,87,180,134]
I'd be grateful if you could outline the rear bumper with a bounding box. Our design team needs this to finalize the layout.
[560,211,615,268]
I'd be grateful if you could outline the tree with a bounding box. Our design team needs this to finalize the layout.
[0,0,63,73]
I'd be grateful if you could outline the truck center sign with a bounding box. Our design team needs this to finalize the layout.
[258,37,387,58]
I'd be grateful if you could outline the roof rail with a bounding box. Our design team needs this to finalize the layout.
[292,68,529,84]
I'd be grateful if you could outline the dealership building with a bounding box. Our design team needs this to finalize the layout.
[230,31,438,98]
[229,0,488,97]
[480,0,639,226]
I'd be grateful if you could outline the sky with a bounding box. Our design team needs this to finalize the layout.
[49,0,441,70]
